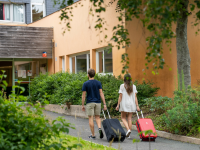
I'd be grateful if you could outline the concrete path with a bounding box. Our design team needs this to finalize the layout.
[44,111,200,150]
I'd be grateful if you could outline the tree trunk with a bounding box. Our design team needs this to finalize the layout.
[176,0,191,90]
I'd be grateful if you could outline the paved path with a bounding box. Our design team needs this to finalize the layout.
[44,111,200,150]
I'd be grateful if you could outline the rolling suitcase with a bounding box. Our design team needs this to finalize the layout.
[136,110,157,141]
[102,109,126,142]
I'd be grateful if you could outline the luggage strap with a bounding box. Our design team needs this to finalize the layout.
[136,110,144,119]
[102,109,111,119]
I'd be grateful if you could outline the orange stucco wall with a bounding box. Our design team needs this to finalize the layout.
[126,19,177,97]
[188,14,200,87]
[28,0,125,76]
[126,12,200,97]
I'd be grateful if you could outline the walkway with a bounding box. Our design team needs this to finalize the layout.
[44,111,200,150]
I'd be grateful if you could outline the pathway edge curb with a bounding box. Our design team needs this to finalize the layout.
[119,122,200,145]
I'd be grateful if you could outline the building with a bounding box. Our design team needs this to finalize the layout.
[1,0,200,98]
[0,0,75,24]
[0,0,65,96]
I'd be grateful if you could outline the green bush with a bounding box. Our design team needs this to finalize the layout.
[133,80,160,106]
[144,96,172,114]
[0,71,80,150]
[29,72,160,115]
[162,87,200,135]
[29,72,88,105]
[145,86,200,136]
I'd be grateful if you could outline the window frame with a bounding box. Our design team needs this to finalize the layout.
[62,56,65,73]
[69,52,90,74]
[96,47,113,74]
[0,3,25,23]
[31,0,46,23]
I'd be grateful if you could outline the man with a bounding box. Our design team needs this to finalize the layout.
[82,69,107,139]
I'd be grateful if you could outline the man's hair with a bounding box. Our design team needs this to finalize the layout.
[88,69,95,78]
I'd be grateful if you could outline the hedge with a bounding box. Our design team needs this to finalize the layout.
[28,72,160,115]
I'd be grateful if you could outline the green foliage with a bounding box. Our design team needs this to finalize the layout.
[134,80,160,106]
[28,72,88,105]
[163,87,200,135]
[51,134,116,150]
[146,86,200,136]
[0,71,80,150]
[144,96,172,114]
[29,72,159,116]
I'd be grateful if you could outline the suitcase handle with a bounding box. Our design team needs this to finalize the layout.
[136,110,144,119]
[102,109,111,119]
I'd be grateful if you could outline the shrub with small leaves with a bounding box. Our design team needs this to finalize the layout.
[162,86,200,135]
[144,96,172,114]
[0,71,81,150]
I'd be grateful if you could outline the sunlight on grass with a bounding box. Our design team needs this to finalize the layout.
[49,134,117,150]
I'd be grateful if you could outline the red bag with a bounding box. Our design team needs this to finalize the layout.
[136,110,157,141]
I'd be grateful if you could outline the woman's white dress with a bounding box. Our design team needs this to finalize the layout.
[118,84,138,112]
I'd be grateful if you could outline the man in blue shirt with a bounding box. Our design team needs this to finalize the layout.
[82,69,107,139]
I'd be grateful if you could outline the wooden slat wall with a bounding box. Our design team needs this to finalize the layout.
[0,25,53,58]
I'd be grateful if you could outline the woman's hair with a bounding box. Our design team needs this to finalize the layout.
[124,74,133,95]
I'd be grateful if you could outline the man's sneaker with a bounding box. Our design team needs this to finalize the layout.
[88,135,96,139]
[126,130,131,137]
[98,128,104,139]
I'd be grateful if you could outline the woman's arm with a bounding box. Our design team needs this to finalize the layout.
[135,93,140,111]
[116,93,122,111]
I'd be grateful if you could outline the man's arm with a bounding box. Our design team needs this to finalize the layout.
[99,89,107,110]
[82,91,86,111]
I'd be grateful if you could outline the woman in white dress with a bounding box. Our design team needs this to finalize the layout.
[116,74,140,138]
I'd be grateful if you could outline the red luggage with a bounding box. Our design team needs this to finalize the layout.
[136,110,157,141]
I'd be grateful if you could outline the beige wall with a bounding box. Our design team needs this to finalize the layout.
[28,0,125,76]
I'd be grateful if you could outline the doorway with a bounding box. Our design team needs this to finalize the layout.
[0,61,13,97]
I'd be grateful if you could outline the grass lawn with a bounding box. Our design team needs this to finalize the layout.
[48,134,117,150]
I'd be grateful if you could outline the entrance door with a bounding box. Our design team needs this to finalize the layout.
[14,59,47,96]
[14,61,32,96]
[0,61,13,97]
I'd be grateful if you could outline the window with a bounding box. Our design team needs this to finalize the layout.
[13,4,24,22]
[70,53,90,73]
[0,4,10,20]
[62,56,65,72]
[0,3,25,23]
[31,0,45,22]
[96,48,113,73]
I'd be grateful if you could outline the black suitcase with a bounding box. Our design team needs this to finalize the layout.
[102,109,126,142]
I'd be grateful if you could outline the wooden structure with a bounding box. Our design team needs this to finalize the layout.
[0,25,53,58]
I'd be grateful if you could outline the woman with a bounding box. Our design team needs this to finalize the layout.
[116,74,140,138]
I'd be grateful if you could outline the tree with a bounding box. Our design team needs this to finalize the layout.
[53,0,200,90]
